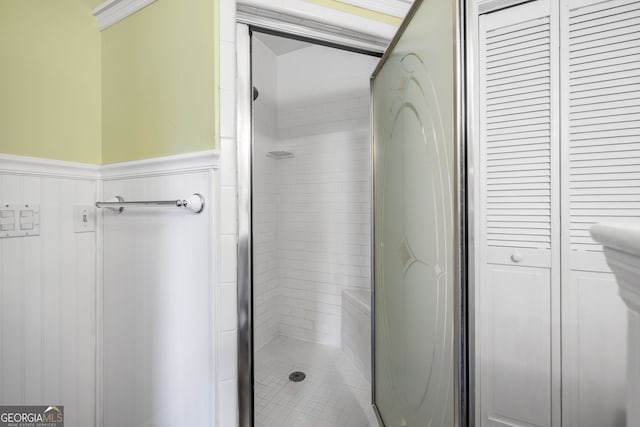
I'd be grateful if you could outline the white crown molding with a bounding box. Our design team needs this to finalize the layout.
[237,5,389,53]
[336,0,412,18]
[99,150,220,180]
[93,0,156,31]
[237,0,398,43]
[0,153,100,180]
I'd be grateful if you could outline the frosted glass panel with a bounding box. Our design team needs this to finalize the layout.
[371,0,456,424]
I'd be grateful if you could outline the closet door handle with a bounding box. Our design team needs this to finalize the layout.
[511,252,524,263]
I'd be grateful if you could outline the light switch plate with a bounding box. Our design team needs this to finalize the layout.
[74,205,96,233]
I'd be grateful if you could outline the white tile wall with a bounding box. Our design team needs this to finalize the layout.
[341,289,372,383]
[0,167,97,427]
[276,129,372,346]
[251,40,377,347]
[278,94,371,140]
[276,43,375,346]
[218,137,239,427]
[218,1,239,425]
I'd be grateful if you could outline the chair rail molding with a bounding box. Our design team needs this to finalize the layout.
[0,153,100,180]
[93,0,157,31]
[0,151,219,181]
[100,150,220,180]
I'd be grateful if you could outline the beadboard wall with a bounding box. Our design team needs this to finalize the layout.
[0,152,223,427]
[100,153,218,426]
[0,156,98,427]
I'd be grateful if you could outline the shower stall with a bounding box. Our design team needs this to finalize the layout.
[250,31,379,426]
[236,0,468,425]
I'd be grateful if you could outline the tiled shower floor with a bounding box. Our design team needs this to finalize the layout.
[255,336,379,427]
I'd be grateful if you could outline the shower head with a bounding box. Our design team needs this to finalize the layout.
[266,151,294,159]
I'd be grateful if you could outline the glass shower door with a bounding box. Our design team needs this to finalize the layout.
[371,0,465,425]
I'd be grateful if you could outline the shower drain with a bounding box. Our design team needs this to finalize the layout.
[288,371,306,382]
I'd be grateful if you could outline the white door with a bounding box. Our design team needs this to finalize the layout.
[560,0,640,425]
[478,0,640,425]
[478,0,561,425]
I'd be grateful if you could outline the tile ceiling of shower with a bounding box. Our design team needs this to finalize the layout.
[255,32,312,56]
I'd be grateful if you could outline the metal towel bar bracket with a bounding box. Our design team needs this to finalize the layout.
[95,193,205,214]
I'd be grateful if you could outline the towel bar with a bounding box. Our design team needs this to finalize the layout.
[95,193,204,214]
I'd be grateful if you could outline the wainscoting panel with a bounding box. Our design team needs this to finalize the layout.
[101,154,217,427]
[0,159,98,427]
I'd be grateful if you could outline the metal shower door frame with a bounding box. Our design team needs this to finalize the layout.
[236,22,254,427]
[235,21,386,427]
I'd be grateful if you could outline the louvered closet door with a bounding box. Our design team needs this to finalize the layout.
[560,0,639,425]
[479,1,560,426]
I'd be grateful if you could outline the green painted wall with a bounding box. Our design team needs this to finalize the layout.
[101,0,217,164]
[304,0,402,25]
[0,0,102,164]
[0,0,395,165]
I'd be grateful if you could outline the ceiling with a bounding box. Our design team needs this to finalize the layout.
[254,32,313,56]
